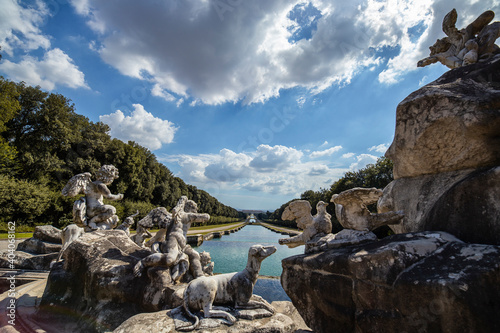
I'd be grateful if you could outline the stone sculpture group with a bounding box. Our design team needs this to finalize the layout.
[37,8,500,332]
[418,8,500,68]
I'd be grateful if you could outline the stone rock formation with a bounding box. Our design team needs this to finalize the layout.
[40,230,170,332]
[281,231,500,333]
[114,301,307,333]
[380,54,500,244]
[32,225,63,244]
[0,225,62,270]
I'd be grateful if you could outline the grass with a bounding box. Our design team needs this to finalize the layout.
[0,222,246,240]
[0,232,33,240]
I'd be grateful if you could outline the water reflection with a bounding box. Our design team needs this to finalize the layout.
[193,224,303,277]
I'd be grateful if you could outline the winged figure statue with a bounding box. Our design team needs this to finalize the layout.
[278,200,332,248]
[61,165,123,230]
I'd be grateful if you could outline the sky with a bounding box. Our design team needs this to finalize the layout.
[1,0,499,211]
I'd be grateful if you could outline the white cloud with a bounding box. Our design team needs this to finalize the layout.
[250,145,303,172]
[319,141,329,147]
[0,0,51,56]
[99,104,178,150]
[349,153,378,170]
[67,0,500,105]
[0,48,88,90]
[310,145,342,158]
[161,144,348,197]
[342,152,355,159]
[368,143,389,154]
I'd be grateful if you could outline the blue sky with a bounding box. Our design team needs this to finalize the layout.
[1,0,498,211]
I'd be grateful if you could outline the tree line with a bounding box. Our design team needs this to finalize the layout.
[0,77,242,229]
[260,157,394,234]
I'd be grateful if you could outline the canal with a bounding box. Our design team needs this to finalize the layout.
[193,224,303,302]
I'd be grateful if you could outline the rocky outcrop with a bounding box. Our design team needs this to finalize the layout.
[32,225,62,244]
[379,167,500,244]
[281,231,500,333]
[0,250,57,270]
[16,237,62,254]
[113,301,309,333]
[386,55,500,179]
[39,230,169,332]
[380,55,500,244]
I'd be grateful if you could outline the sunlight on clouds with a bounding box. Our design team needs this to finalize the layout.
[310,145,342,158]
[67,0,500,104]
[0,0,51,56]
[0,48,88,90]
[368,143,389,154]
[99,104,178,151]
[161,144,348,198]
[349,153,378,170]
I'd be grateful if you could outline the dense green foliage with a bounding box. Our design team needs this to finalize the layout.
[0,77,241,228]
[267,157,394,233]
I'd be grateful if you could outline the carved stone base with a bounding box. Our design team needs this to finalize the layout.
[114,301,305,333]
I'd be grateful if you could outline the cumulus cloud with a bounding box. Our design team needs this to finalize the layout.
[250,145,303,172]
[66,0,499,105]
[342,152,355,159]
[0,0,51,56]
[0,48,88,90]
[310,145,342,158]
[349,153,378,170]
[162,144,348,197]
[99,104,178,150]
[368,143,390,154]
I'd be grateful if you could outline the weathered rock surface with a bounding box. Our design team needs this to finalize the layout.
[281,231,500,333]
[39,230,167,332]
[114,301,308,333]
[386,55,500,179]
[32,225,62,244]
[379,166,500,244]
[0,250,57,270]
[16,237,62,254]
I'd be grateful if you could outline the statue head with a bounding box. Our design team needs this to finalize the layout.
[185,200,199,213]
[96,165,119,185]
[200,251,211,265]
[429,37,452,55]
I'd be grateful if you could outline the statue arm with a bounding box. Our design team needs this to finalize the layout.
[187,213,210,223]
[96,182,123,201]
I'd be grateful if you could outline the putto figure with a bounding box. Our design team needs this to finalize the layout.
[418,9,500,69]
[62,165,124,231]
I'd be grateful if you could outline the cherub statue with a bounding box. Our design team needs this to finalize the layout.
[200,251,214,276]
[278,200,332,249]
[62,165,124,231]
[133,196,210,283]
[418,9,499,69]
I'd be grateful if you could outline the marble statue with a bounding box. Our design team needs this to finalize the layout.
[200,251,214,276]
[179,245,276,331]
[53,224,85,264]
[278,200,332,249]
[133,196,210,283]
[331,187,404,231]
[61,165,123,230]
[130,224,153,248]
[418,9,500,69]
[116,210,139,237]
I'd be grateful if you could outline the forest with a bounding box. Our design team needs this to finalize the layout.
[260,157,394,234]
[0,77,242,230]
